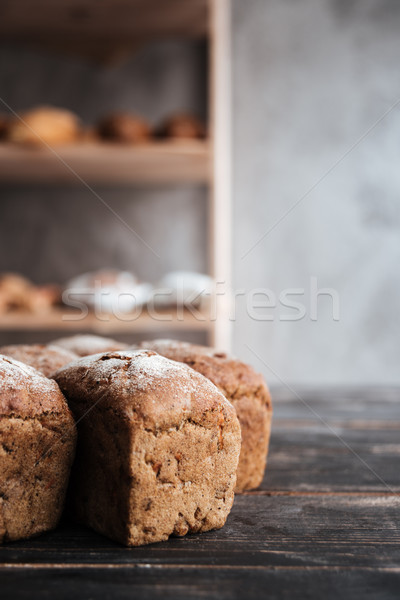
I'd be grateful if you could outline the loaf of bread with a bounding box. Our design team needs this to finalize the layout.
[0,344,77,378]
[97,112,151,143]
[156,113,206,139]
[53,349,241,546]
[134,340,272,492]
[0,274,60,314]
[0,273,32,310]
[25,284,61,313]
[51,334,128,357]
[0,355,76,543]
[8,106,80,146]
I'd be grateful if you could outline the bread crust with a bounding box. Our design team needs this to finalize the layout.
[8,106,79,146]
[134,340,272,492]
[51,334,128,357]
[0,344,77,378]
[156,114,206,139]
[54,350,241,546]
[0,355,76,543]
[97,113,151,143]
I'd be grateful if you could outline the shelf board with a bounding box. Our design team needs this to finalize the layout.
[0,308,212,334]
[0,0,208,59]
[0,141,210,185]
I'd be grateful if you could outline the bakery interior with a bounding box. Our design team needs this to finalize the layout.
[0,0,399,387]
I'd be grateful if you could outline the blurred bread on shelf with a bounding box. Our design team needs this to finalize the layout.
[7,106,80,146]
[64,269,152,313]
[51,334,128,357]
[151,271,214,309]
[25,284,62,313]
[0,273,32,310]
[156,113,206,140]
[0,273,61,314]
[96,112,151,143]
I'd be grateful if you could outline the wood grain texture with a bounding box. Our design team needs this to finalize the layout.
[0,0,208,60]
[1,494,399,568]
[0,307,213,333]
[0,142,210,185]
[0,566,399,600]
[0,389,399,599]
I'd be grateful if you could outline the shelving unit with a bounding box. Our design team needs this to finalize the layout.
[0,0,209,60]
[0,308,212,334]
[0,0,232,349]
[0,141,210,185]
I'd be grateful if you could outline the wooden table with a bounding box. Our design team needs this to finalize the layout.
[1,387,399,599]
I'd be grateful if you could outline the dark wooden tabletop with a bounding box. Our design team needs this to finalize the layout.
[1,387,399,599]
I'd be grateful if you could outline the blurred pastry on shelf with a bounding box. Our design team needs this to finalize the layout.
[51,334,128,357]
[156,113,206,140]
[64,269,152,314]
[151,271,214,309]
[7,106,80,146]
[0,273,32,309]
[96,112,151,143]
[25,284,62,313]
[0,272,61,314]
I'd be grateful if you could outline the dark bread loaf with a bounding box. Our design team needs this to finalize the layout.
[0,355,76,543]
[133,340,272,492]
[54,350,241,546]
[97,113,151,143]
[156,113,205,139]
[0,344,77,377]
[51,334,128,357]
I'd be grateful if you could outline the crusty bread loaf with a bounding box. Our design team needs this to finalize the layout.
[156,113,205,139]
[54,350,241,546]
[0,344,77,378]
[8,106,80,146]
[51,334,128,357]
[97,112,150,143]
[0,355,76,543]
[133,340,272,492]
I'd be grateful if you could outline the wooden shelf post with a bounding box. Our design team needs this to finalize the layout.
[208,0,232,351]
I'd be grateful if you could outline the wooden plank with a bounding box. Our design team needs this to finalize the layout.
[208,0,232,350]
[271,386,400,422]
[0,495,399,568]
[261,390,400,493]
[0,0,208,59]
[0,307,212,333]
[0,142,210,185]
[0,565,399,600]
[262,425,400,493]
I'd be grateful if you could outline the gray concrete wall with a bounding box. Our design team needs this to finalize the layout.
[1,0,400,385]
[232,0,400,385]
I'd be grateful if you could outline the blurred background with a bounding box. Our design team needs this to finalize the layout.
[0,0,399,386]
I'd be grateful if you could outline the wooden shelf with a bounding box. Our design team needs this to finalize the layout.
[0,141,210,185]
[0,0,232,350]
[0,308,212,334]
[0,0,208,59]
